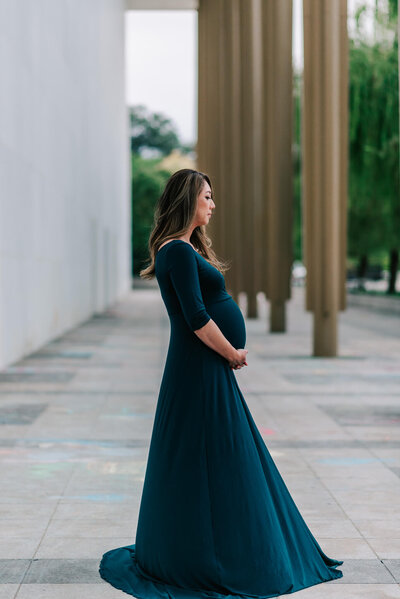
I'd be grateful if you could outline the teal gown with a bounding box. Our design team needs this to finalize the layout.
[99,239,343,598]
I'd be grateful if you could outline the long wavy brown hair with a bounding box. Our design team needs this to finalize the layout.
[140,168,230,280]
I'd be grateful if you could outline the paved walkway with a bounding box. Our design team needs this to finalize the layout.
[0,286,399,598]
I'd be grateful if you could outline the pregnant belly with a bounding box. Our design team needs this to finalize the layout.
[206,297,246,349]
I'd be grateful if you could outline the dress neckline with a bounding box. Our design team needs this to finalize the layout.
[157,239,198,254]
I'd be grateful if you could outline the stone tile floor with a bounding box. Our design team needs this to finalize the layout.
[0,285,399,598]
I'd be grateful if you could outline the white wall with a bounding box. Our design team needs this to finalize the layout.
[0,0,131,368]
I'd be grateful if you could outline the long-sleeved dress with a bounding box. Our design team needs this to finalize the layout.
[99,239,343,598]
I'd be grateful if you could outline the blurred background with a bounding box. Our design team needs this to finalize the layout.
[0,0,398,367]
[127,0,400,357]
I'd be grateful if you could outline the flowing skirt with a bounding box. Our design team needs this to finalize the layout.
[99,299,343,598]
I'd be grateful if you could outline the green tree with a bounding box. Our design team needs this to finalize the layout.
[131,154,171,276]
[129,104,181,156]
[129,105,196,276]
[348,7,399,293]
[388,0,398,20]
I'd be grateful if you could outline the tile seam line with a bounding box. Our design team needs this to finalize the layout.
[298,445,377,560]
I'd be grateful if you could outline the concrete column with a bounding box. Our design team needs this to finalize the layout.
[198,0,243,299]
[302,0,348,356]
[197,0,224,258]
[219,0,243,300]
[261,0,293,332]
[238,0,263,318]
[198,0,263,315]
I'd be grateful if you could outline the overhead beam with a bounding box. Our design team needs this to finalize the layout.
[125,0,198,9]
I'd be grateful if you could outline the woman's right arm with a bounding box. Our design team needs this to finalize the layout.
[194,319,248,369]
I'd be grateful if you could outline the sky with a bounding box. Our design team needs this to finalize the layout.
[125,10,198,146]
[124,0,379,146]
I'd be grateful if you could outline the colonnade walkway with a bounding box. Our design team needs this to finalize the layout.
[0,285,399,598]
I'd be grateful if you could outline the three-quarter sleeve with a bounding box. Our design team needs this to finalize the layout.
[167,243,211,332]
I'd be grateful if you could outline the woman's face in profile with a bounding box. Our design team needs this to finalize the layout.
[193,182,215,227]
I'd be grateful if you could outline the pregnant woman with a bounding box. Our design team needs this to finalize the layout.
[99,168,343,598]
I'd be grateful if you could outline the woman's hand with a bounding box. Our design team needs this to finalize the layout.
[193,319,248,369]
[229,349,248,370]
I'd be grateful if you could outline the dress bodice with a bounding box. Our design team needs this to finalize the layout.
[155,239,232,330]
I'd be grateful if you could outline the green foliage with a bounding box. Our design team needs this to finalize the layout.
[129,104,181,156]
[129,105,196,276]
[131,153,172,276]
[293,4,399,281]
[348,26,399,262]
[388,0,398,21]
